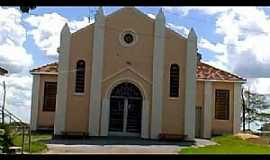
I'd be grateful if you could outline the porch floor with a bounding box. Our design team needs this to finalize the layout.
[43,137,216,154]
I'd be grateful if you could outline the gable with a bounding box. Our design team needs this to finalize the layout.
[102,66,151,85]
[106,7,155,23]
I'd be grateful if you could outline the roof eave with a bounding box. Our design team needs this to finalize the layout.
[197,79,246,83]
[30,72,58,75]
[28,72,246,84]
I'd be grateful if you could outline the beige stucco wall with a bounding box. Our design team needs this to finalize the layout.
[196,81,204,107]
[37,74,57,129]
[59,8,189,136]
[211,82,234,135]
[195,81,204,137]
[162,29,187,135]
[65,25,93,133]
[101,8,154,135]
[34,8,239,137]
[195,81,237,136]
[103,8,154,83]
[101,9,188,136]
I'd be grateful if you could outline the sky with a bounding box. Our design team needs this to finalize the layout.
[1,6,270,130]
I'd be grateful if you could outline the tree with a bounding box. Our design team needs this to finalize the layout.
[19,6,36,13]
[243,90,270,131]
[259,122,270,131]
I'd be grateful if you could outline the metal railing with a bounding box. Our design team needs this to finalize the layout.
[0,107,31,154]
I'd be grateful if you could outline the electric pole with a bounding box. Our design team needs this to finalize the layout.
[247,87,250,131]
[2,81,6,125]
[241,88,246,132]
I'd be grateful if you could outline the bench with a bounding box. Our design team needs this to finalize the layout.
[62,132,88,138]
[159,133,187,140]
[8,146,22,154]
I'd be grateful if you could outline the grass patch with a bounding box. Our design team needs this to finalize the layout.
[13,132,52,153]
[181,134,270,154]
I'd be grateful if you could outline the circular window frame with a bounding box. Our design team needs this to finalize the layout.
[119,30,138,47]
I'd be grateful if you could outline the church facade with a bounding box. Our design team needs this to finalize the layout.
[30,7,246,140]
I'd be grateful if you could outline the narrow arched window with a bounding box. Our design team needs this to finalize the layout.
[170,64,180,97]
[75,60,85,93]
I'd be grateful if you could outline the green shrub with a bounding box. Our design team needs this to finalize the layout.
[0,124,15,153]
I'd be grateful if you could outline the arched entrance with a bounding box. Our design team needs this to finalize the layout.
[109,82,142,136]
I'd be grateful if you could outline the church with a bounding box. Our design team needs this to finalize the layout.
[29,7,246,140]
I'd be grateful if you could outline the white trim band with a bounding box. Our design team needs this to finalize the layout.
[54,23,71,135]
[184,28,197,140]
[30,75,40,131]
[151,9,165,139]
[203,81,213,138]
[233,83,241,134]
[89,8,105,136]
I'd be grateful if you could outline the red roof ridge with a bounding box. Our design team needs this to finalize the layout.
[30,61,246,82]
[30,62,58,73]
[199,61,246,81]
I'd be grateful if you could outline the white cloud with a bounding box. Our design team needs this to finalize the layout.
[0,7,34,123]
[245,78,270,95]
[166,23,189,38]
[199,38,226,55]
[146,12,189,38]
[69,17,92,33]
[0,7,33,73]
[25,13,93,57]
[147,13,156,19]
[172,7,270,79]
[164,7,270,95]
[163,7,232,16]
[213,7,270,77]
[0,73,32,123]
[192,7,270,96]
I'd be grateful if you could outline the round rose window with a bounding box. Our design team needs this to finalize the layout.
[123,33,134,44]
[120,30,137,47]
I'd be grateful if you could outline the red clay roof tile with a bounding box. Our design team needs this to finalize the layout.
[30,62,246,82]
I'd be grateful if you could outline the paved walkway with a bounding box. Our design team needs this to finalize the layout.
[44,137,216,154]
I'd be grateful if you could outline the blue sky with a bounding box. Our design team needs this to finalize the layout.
[22,6,224,68]
[1,7,270,131]
[30,7,219,66]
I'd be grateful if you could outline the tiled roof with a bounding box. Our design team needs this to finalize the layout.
[197,62,246,82]
[30,62,246,82]
[0,66,8,75]
[30,62,58,74]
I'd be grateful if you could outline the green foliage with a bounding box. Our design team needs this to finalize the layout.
[19,6,36,13]
[181,135,270,154]
[0,129,4,135]
[260,122,270,132]
[13,132,51,153]
[0,124,15,153]
[0,129,5,153]
[243,91,270,128]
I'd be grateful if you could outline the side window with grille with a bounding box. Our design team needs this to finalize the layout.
[170,64,180,97]
[43,82,57,112]
[215,89,230,120]
[75,60,85,93]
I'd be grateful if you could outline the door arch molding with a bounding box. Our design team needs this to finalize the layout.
[100,78,150,138]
